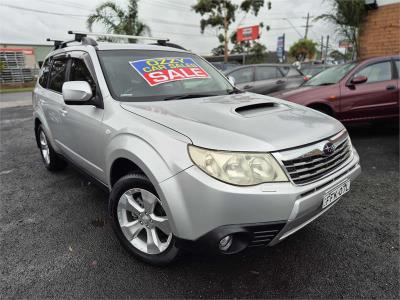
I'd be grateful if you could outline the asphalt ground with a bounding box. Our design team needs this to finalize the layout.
[0,105,399,299]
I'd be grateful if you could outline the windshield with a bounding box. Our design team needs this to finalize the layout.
[97,50,236,102]
[303,63,356,86]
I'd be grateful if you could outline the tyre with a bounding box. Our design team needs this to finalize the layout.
[36,125,67,171]
[109,173,180,266]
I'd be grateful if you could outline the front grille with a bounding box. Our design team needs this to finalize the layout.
[279,132,352,185]
[246,222,285,247]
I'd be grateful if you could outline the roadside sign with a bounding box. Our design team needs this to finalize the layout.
[237,25,260,42]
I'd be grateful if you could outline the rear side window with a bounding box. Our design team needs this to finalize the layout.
[69,57,96,95]
[255,67,282,80]
[38,59,50,87]
[394,60,400,76]
[354,61,392,83]
[229,67,253,84]
[48,58,67,93]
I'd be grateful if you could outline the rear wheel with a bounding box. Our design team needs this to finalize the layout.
[109,173,180,265]
[36,125,67,171]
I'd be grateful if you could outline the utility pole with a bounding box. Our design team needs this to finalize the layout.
[304,12,310,39]
[320,36,324,61]
[325,35,330,65]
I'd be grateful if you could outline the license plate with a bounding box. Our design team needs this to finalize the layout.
[322,179,350,209]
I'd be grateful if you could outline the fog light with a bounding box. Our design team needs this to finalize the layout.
[219,235,233,251]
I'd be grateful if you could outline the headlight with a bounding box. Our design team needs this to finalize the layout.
[188,145,288,186]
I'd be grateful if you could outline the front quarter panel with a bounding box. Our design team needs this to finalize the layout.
[104,101,193,187]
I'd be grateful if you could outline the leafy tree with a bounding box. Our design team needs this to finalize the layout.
[329,49,352,61]
[289,39,317,61]
[192,0,265,62]
[0,60,5,73]
[87,0,150,43]
[316,0,366,59]
[249,42,267,62]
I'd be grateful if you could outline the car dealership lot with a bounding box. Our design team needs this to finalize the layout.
[0,105,398,299]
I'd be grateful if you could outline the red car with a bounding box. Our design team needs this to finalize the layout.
[271,56,399,122]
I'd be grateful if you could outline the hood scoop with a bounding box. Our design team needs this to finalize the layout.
[235,102,286,117]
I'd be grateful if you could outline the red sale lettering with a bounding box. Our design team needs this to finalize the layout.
[130,57,210,86]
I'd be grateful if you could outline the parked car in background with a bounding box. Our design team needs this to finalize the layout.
[210,61,240,72]
[224,64,304,95]
[271,56,399,122]
[301,65,333,80]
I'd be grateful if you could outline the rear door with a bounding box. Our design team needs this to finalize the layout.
[252,66,285,94]
[340,59,398,120]
[227,67,255,92]
[57,51,106,181]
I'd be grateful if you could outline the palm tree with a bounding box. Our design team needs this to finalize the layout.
[87,0,150,43]
[316,0,366,59]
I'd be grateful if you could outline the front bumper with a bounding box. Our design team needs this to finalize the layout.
[159,148,361,252]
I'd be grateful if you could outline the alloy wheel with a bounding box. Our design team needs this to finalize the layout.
[117,188,172,255]
[39,130,50,165]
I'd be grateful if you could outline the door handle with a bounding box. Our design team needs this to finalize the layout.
[386,85,396,91]
[59,108,68,117]
[276,80,285,84]
[243,85,253,89]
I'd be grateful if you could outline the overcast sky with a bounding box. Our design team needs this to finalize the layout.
[0,0,395,55]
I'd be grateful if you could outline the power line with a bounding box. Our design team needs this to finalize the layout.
[0,3,88,18]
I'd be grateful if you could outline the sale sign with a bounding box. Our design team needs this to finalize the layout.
[236,25,259,42]
[129,57,210,86]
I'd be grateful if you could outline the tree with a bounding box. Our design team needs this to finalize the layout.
[0,60,5,73]
[192,0,265,62]
[87,0,150,43]
[289,39,317,61]
[329,49,352,61]
[316,0,366,59]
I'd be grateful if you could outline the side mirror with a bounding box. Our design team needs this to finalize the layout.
[62,81,93,105]
[38,61,43,68]
[350,75,368,85]
[228,75,236,86]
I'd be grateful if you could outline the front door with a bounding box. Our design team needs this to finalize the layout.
[340,59,398,121]
[56,51,106,182]
[228,67,255,92]
[252,66,286,95]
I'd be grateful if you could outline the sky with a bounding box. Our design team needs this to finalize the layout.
[0,0,395,55]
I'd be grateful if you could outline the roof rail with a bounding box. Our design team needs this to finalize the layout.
[68,30,170,46]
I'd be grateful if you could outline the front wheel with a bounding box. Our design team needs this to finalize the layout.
[109,173,180,265]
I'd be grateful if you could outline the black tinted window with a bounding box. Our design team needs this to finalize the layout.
[69,57,96,95]
[229,67,253,84]
[355,61,392,83]
[48,58,67,93]
[255,67,281,80]
[38,59,50,87]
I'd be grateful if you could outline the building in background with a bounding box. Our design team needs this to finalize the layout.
[0,43,52,84]
[359,0,400,59]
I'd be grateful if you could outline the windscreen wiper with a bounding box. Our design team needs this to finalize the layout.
[163,93,220,101]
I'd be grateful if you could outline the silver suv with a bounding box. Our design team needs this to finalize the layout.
[33,33,361,265]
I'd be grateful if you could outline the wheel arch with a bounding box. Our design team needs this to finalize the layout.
[307,102,334,116]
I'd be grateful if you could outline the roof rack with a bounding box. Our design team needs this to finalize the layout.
[68,31,170,46]
[47,31,183,50]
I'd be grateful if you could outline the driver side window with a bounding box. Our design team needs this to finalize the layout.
[69,57,97,96]
[354,61,392,83]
